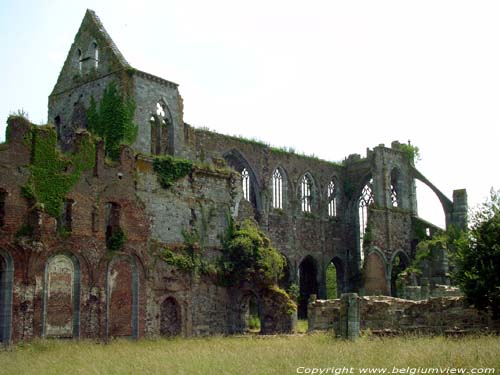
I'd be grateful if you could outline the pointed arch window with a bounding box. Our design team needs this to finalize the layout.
[241,168,250,201]
[150,101,168,155]
[358,179,374,262]
[92,42,99,69]
[327,181,337,217]
[390,169,402,207]
[301,175,312,213]
[272,169,283,209]
[77,49,82,73]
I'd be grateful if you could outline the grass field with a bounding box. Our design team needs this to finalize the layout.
[0,333,499,375]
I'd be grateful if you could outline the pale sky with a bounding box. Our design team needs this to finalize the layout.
[1,0,499,228]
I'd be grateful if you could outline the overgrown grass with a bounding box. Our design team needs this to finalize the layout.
[0,334,498,374]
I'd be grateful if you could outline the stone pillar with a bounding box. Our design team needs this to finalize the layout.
[339,293,360,340]
[451,189,468,231]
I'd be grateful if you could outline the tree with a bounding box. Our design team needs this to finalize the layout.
[455,189,500,319]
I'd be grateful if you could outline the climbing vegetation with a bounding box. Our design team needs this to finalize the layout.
[219,218,285,287]
[153,155,193,188]
[86,82,137,160]
[398,142,421,164]
[22,125,95,218]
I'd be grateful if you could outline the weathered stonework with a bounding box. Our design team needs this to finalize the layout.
[0,10,470,343]
[308,295,492,335]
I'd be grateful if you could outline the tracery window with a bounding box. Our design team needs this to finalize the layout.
[327,180,337,217]
[358,179,374,262]
[390,184,399,207]
[272,169,283,209]
[301,175,312,213]
[242,168,250,201]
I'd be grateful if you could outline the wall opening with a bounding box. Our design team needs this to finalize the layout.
[300,174,313,213]
[43,254,80,338]
[272,168,283,209]
[242,292,261,334]
[358,178,374,264]
[326,258,344,299]
[298,255,318,319]
[150,101,171,155]
[390,168,402,207]
[241,168,250,201]
[160,297,181,337]
[105,202,121,250]
[57,199,73,234]
[390,252,410,297]
[327,180,337,217]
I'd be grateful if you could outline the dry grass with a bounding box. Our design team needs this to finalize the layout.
[0,334,498,375]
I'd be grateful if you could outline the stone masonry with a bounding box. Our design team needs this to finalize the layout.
[0,10,468,343]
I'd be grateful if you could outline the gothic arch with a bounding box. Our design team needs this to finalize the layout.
[223,149,262,218]
[297,172,318,214]
[0,250,13,344]
[327,176,340,217]
[390,167,403,208]
[150,98,174,155]
[298,255,318,319]
[325,257,345,299]
[43,252,81,338]
[106,255,139,339]
[240,290,261,333]
[388,249,411,297]
[357,175,374,265]
[269,165,288,210]
[364,247,388,296]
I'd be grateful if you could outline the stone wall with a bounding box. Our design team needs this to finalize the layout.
[308,295,492,334]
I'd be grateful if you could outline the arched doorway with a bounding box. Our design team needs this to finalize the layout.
[326,257,344,299]
[241,292,261,333]
[390,251,410,297]
[160,297,181,337]
[298,256,318,319]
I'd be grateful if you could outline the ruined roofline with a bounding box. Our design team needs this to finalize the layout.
[84,9,130,68]
[132,68,179,88]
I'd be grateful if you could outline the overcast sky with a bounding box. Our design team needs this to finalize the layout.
[1,0,499,227]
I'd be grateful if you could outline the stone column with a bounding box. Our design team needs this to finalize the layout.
[339,293,360,340]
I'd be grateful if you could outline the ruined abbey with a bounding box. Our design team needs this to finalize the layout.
[0,10,470,343]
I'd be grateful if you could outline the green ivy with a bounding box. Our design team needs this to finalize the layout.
[106,227,126,252]
[153,155,193,188]
[23,126,95,218]
[218,218,285,288]
[86,82,137,160]
[398,142,421,164]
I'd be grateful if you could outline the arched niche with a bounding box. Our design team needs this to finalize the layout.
[363,248,388,296]
[224,149,262,220]
[43,253,80,338]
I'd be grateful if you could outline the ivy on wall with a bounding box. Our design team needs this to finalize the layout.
[22,125,95,218]
[153,155,193,188]
[86,82,137,160]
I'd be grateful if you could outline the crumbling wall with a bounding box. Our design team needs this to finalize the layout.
[309,296,492,334]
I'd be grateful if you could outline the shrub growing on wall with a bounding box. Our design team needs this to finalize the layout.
[219,218,286,287]
[87,82,137,160]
